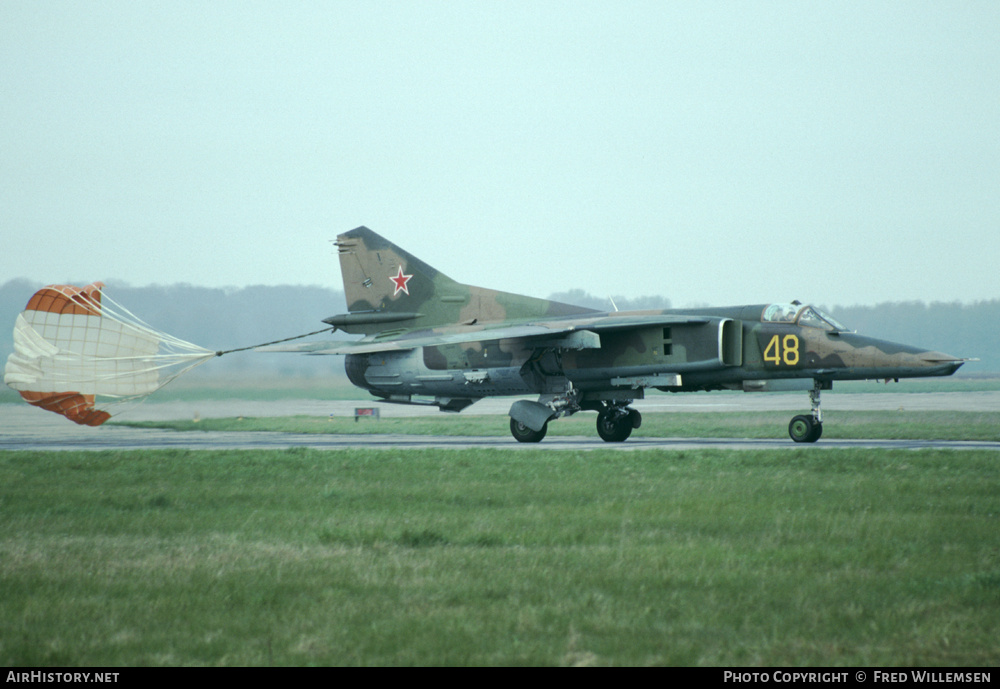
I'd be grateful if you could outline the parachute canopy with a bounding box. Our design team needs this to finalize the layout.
[4,283,216,426]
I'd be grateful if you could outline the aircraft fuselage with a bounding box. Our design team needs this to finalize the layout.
[345,304,962,407]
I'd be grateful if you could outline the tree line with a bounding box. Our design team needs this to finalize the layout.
[1,280,996,374]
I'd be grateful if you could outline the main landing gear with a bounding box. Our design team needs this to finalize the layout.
[596,403,642,443]
[509,418,547,443]
[508,400,641,443]
[788,381,825,443]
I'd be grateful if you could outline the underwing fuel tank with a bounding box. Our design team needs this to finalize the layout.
[344,350,533,400]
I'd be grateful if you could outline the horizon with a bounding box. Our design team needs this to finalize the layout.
[1,277,997,312]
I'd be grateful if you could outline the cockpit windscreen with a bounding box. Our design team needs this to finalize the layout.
[762,303,849,332]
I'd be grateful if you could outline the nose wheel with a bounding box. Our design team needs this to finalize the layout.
[788,414,823,443]
[788,380,824,443]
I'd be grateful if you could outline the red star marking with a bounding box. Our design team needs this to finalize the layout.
[390,266,413,296]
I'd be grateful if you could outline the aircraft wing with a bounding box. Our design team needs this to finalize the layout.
[256,314,711,355]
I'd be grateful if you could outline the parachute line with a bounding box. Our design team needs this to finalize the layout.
[215,326,335,356]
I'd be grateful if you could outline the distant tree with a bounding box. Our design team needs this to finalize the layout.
[548,289,672,312]
[547,289,610,311]
[615,295,673,311]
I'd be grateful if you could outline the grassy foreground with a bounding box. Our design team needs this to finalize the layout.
[1,448,998,666]
[114,410,1000,441]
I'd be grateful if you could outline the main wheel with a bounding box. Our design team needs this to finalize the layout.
[597,408,633,442]
[510,418,547,443]
[788,415,822,443]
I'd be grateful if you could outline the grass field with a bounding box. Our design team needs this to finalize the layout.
[1,447,998,666]
[114,410,1000,442]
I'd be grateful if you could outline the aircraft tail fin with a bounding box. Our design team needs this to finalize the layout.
[331,226,595,334]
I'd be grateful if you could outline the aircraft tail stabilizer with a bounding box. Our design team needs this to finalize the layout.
[331,226,595,334]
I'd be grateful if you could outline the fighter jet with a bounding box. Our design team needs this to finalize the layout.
[262,226,967,443]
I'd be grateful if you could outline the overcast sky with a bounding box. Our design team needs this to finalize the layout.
[2,1,998,309]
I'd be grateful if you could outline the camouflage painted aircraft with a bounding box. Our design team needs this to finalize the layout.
[263,226,967,443]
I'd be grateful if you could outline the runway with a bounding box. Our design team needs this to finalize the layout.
[3,391,999,452]
[3,428,997,452]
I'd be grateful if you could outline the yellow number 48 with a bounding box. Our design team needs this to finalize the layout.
[764,334,800,366]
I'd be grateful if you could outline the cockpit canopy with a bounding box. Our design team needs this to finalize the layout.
[761,302,849,332]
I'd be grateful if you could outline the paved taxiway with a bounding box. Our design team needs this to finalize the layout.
[3,390,999,452]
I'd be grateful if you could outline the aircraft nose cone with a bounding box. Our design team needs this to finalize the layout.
[828,334,968,379]
[917,352,968,376]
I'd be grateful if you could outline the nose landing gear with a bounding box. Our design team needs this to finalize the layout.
[789,380,825,443]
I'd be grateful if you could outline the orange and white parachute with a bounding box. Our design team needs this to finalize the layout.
[3,283,216,426]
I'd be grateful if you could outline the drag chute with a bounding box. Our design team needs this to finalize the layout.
[4,283,216,426]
